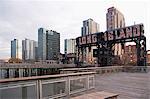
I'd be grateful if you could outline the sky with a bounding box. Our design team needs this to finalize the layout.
[0,0,149,59]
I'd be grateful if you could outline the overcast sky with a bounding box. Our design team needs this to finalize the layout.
[0,0,149,59]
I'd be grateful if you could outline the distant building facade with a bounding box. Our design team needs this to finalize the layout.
[80,19,100,64]
[38,28,60,61]
[81,18,99,36]
[122,45,137,65]
[22,38,38,62]
[64,39,76,64]
[11,39,19,58]
[147,50,150,65]
[64,39,76,54]
[35,60,57,64]
[0,59,6,64]
[106,7,125,30]
[46,30,60,60]
[106,7,125,63]
[38,28,47,60]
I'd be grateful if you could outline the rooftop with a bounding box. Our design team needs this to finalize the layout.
[94,72,149,99]
[0,66,149,99]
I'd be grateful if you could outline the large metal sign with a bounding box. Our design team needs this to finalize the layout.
[76,24,146,66]
[77,24,144,46]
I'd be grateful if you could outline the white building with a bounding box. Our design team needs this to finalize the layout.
[22,38,38,61]
[81,18,99,36]
[80,18,100,64]
[64,39,76,54]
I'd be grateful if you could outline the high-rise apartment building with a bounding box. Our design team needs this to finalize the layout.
[35,42,38,61]
[106,7,125,61]
[64,39,76,54]
[46,30,60,60]
[11,39,19,58]
[38,28,60,60]
[22,39,38,61]
[64,39,76,64]
[80,19,100,64]
[106,7,125,30]
[30,40,38,60]
[81,18,99,36]
[38,28,47,60]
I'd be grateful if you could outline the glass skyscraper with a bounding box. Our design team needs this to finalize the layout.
[38,28,46,60]
[11,39,18,58]
[38,28,60,60]
[46,30,60,60]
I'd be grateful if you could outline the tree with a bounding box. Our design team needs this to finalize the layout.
[8,58,22,63]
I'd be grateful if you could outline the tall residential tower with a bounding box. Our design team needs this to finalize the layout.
[106,7,125,62]
[11,39,19,59]
[106,7,125,30]
[38,28,60,61]
[46,30,60,60]
[80,18,100,64]
[64,39,76,54]
[38,28,47,60]
[22,38,38,61]
[81,18,99,36]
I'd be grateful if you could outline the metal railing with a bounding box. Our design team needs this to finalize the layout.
[0,72,95,99]
[60,66,149,74]
[0,63,76,79]
[0,68,60,79]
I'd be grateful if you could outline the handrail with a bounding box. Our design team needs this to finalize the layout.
[60,66,149,74]
[0,63,76,69]
[0,72,95,83]
[60,66,124,71]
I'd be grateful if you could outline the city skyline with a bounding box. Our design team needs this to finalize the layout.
[0,0,149,59]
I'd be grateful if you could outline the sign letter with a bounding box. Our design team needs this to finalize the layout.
[133,25,140,37]
[87,35,91,44]
[108,31,114,41]
[92,34,97,43]
[126,27,132,38]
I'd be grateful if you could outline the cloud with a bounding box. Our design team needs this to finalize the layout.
[0,0,149,59]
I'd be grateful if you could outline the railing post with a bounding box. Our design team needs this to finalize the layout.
[86,75,89,89]
[37,80,42,99]
[66,77,70,98]
[22,86,27,99]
